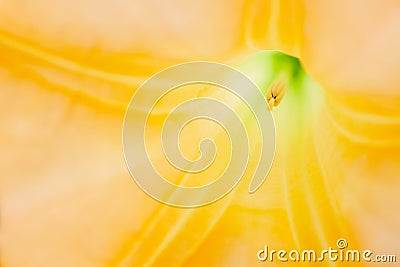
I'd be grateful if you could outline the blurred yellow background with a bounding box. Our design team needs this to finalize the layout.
[1,0,399,266]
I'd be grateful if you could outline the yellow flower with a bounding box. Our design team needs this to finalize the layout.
[1,1,399,267]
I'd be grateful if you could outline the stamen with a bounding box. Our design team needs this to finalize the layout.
[266,78,287,111]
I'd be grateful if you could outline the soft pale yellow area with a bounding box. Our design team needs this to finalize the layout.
[146,84,240,188]
[1,1,400,267]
